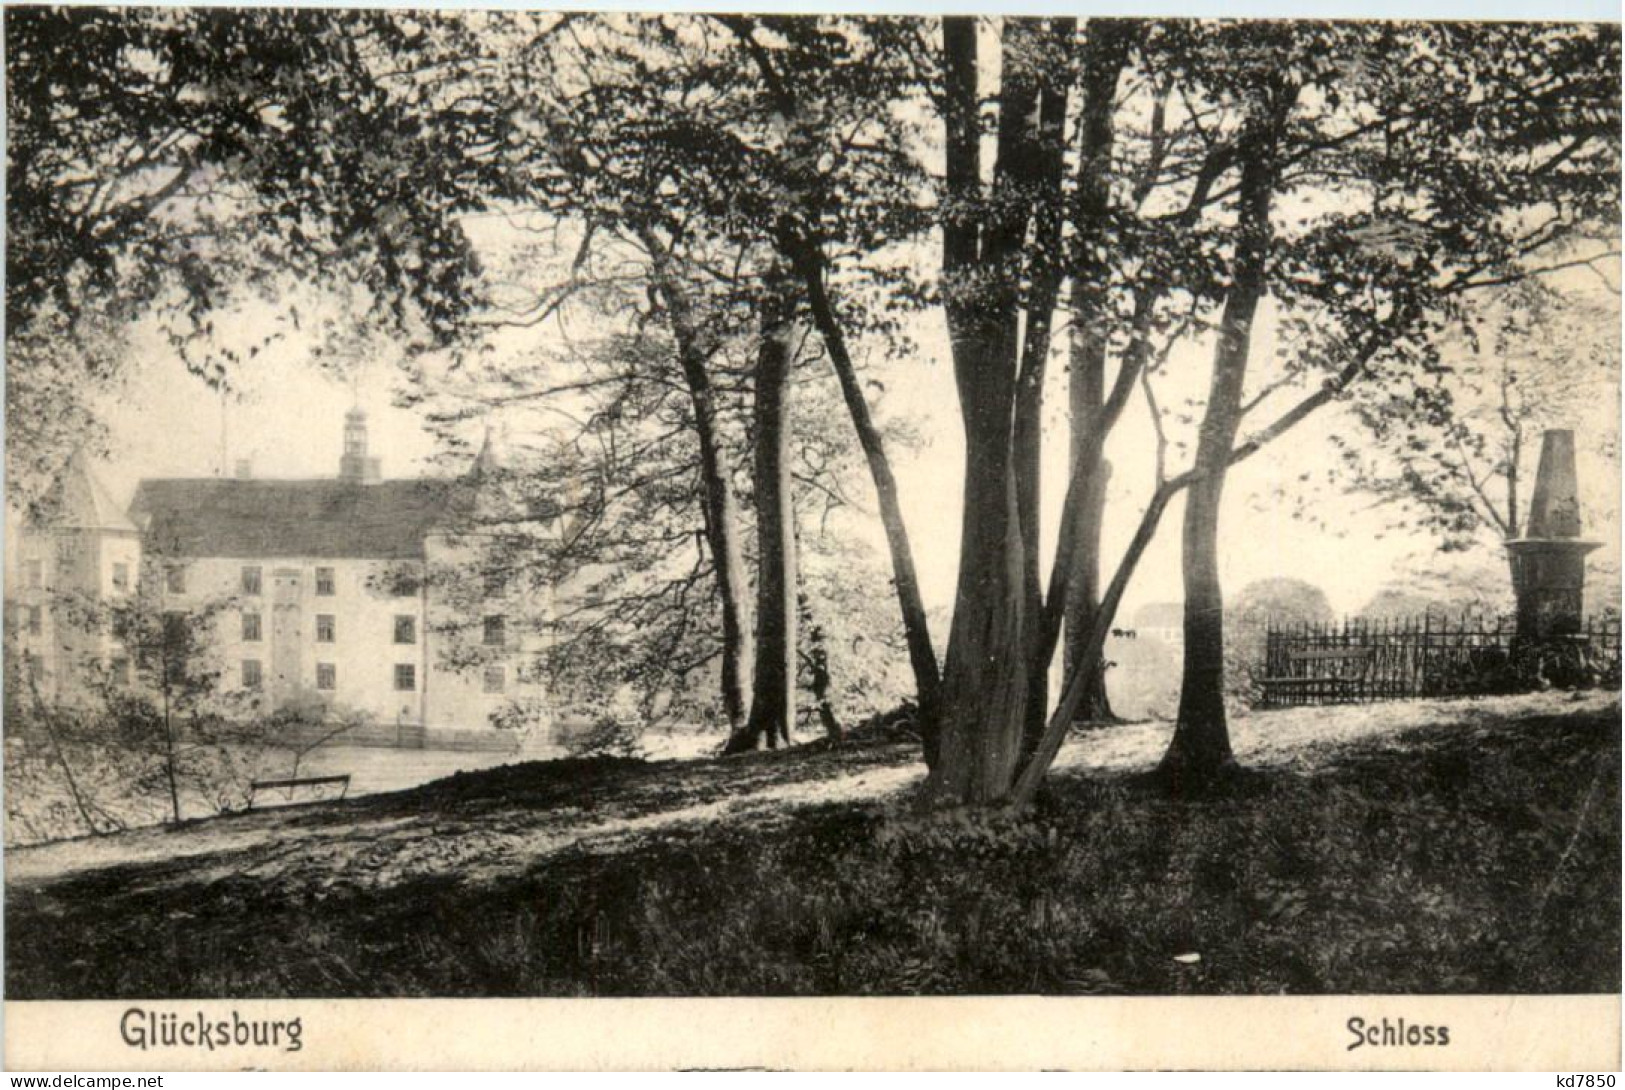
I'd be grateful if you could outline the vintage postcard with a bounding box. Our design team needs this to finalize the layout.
[3,4,1620,1072]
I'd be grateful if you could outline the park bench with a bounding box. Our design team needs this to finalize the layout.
[1258,646,1375,707]
[247,773,351,810]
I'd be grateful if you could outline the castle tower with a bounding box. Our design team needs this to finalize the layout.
[1506,429,1600,638]
[10,449,142,702]
[338,407,382,484]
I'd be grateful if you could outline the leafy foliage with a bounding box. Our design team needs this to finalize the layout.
[1333,281,1621,551]
[1225,577,1336,704]
[4,573,272,839]
[5,7,488,505]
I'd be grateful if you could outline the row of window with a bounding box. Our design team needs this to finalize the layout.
[233,566,350,597]
[26,655,502,696]
[20,559,131,591]
[24,560,509,601]
[224,566,347,597]
[195,566,504,598]
[23,656,135,686]
[237,660,507,694]
[23,560,338,596]
[17,605,504,653]
[158,565,390,597]
[236,613,506,646]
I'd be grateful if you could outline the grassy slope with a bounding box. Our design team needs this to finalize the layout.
[7,701,1619,998]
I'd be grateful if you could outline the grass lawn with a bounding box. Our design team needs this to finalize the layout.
[6,696,1619,998]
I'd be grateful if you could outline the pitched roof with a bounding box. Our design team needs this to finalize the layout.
[32,449,139,533]
[129,478,476,560]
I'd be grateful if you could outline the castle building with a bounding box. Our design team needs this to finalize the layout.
[1130,601,1185,649]
[9,449,143,704]
[9,413,555,742]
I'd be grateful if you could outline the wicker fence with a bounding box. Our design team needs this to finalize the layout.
[1257,614,1622,708]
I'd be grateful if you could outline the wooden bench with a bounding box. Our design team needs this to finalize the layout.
[1259,647,1374,707]
[248,774,351,810]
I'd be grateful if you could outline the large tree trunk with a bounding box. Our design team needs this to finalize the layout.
[721,15,943,760]
[694,399,755,735]
[927,16,1050,804]
[1064,290,1117,725]
[1062,439,1116,724]
[1160,459,1237,788]
[931,409,1030,802]
[1059,21,1132,728]
[1010,22,1074,761]
[1014,372,1049,761]
[788,243,941,759]
[640,229,755,733]
[1011,477,1181,806]
[1156,119,1282,793]
[726,267,798,753]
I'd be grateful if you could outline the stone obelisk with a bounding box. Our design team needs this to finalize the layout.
[1506,429,1600,639]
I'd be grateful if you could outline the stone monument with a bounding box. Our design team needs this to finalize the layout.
[1505,429,1600,639]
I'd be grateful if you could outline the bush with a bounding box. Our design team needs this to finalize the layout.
[568,714,646,760]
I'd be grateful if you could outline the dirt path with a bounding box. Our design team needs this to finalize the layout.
[8,689,1616,896]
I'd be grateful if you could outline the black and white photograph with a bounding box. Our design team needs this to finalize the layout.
[2,4,1620,1072]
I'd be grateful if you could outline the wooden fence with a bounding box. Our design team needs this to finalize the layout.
[1257,614,1621,708]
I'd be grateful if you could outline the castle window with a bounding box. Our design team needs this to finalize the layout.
[111,562,129,592]
[316,663,336,691]
[315,567,335,596]
[483,665,506,694]
[483,616,506,647]
[394,616,417,645]
[241,660,262,689]
[242,612,262,642]
[483,567,508,597]
[24,560,42,589]
[110,657,131,685]
[241,566,262,596]
[165,564,187,595]
[316,615,336,643]
[394,664,416,692]
[25,605,41,636]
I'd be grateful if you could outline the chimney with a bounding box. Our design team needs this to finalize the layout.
[339,407,382,485]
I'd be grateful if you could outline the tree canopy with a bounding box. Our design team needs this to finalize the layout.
[9,12,1618,804]
[5,6,488,502]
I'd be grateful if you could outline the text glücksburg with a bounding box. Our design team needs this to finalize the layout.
[120,1008,302,1053]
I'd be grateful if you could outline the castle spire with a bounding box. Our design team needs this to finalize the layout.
[469,425,500,479]
[339,406,381,484]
